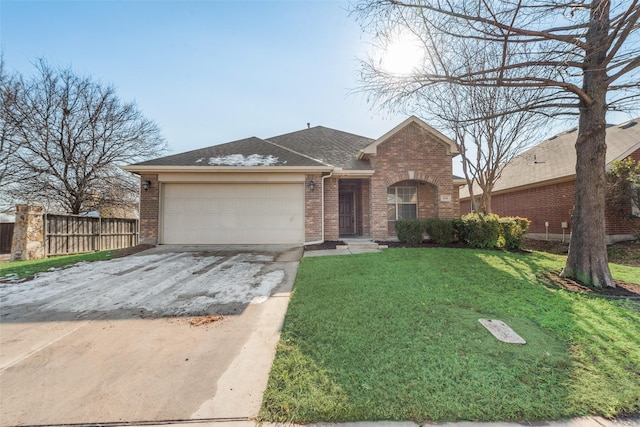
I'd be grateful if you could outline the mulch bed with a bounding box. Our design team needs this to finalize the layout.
[522,238,570,254]
[303,241,346,251]
[538,270,640,299]
[377,240,470,249]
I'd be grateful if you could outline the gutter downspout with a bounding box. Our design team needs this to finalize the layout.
[304,170,334,245]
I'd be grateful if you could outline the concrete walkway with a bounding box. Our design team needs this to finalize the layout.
[304,238,384,257]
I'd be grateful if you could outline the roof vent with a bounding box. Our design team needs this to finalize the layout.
[619,121,637,129]
[307,122,310,129]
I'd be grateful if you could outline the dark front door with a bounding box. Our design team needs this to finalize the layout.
[339,192,355,235]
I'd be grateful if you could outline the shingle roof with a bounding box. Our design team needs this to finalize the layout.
[265,126,374,169]
[132,126,376,169]
[132,136,327,167]
[459,118,640,198]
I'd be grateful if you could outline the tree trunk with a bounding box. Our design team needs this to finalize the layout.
[561,0,615,288]
[483,192,492,214]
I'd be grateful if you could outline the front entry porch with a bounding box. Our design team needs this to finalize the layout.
[338,179,370,238]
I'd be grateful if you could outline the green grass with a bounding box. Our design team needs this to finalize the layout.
[0,250,116,280]
[260,248,640,423]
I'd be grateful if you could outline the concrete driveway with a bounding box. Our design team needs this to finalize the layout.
[0,245,302,426]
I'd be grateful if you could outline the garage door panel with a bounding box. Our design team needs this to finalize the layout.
[162,183,304,244]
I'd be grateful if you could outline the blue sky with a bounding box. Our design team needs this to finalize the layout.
[1,0,411,155]
[2,0,634,176]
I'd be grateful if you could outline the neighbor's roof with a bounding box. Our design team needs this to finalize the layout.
[460,118,640,199]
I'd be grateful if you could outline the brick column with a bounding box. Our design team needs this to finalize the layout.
[139,174,159,245]
[324,178,339,240]
[11,204,45,261]
[370,177,389,240]
[360,179,371,237]
[305,174,323,242]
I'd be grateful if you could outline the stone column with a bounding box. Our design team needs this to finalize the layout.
[11,204,45,261]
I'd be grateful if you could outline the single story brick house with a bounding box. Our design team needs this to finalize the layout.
[123,116,465,245]
[460,118,640,242]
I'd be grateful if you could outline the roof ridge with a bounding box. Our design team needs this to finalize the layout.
[268,125,374,141]
[263,138,335,167]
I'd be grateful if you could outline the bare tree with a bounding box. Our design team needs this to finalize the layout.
[0,59,24,213]
[2,59,166,215]
[413,76,547,214]
[353,0,640,288]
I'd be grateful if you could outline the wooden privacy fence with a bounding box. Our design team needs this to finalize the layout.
[45,214,138,256]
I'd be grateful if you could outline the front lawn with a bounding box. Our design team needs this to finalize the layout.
[0,250,116,280]
[260,248,640,423]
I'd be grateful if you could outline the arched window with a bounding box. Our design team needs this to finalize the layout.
[387,186,417,220]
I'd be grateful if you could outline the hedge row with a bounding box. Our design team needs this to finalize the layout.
[394,213,530,250]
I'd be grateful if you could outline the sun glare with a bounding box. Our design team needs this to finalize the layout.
[378,32,424,75]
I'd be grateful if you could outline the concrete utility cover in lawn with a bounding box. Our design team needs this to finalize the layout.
[479,318,526,344]
[0,245,301,426]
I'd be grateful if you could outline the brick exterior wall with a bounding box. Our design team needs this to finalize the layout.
[305,173,323,242]
[487,181,576,235]
[139,174,159,245]
[460,149,640,240]
[605,150,640,237]
[324,177,339,240]
[368,122,457,240]
[361,179,371,236]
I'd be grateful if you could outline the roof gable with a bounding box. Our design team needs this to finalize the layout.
[359,116,459,159]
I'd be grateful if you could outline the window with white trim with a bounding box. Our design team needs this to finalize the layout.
[387,186,418,220]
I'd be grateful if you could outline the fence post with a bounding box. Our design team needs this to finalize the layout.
[98,216,102,252]
[44,212,48,257]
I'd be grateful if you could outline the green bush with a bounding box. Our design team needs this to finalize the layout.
[424,218,454,245]
[455,213,530,250]
[456,213,501,249]
[499,217,531,250]
[395,219,424,245]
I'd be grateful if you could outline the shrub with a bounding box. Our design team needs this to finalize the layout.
[456,213,501,249]
[499,217,531,250]
[395,219,424,245]
[455,213,531,250]
[424,218,454,245]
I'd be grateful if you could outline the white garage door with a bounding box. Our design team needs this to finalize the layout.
[161,183,305,244]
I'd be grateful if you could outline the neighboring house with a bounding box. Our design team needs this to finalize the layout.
[460,118,640,242]
[123,116,464,245]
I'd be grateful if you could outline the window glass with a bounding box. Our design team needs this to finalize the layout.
[398,204,418,219]
[398,187,417,203]
[387,188,397,204]
[387,204,397,221]
[387,186,418,221]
